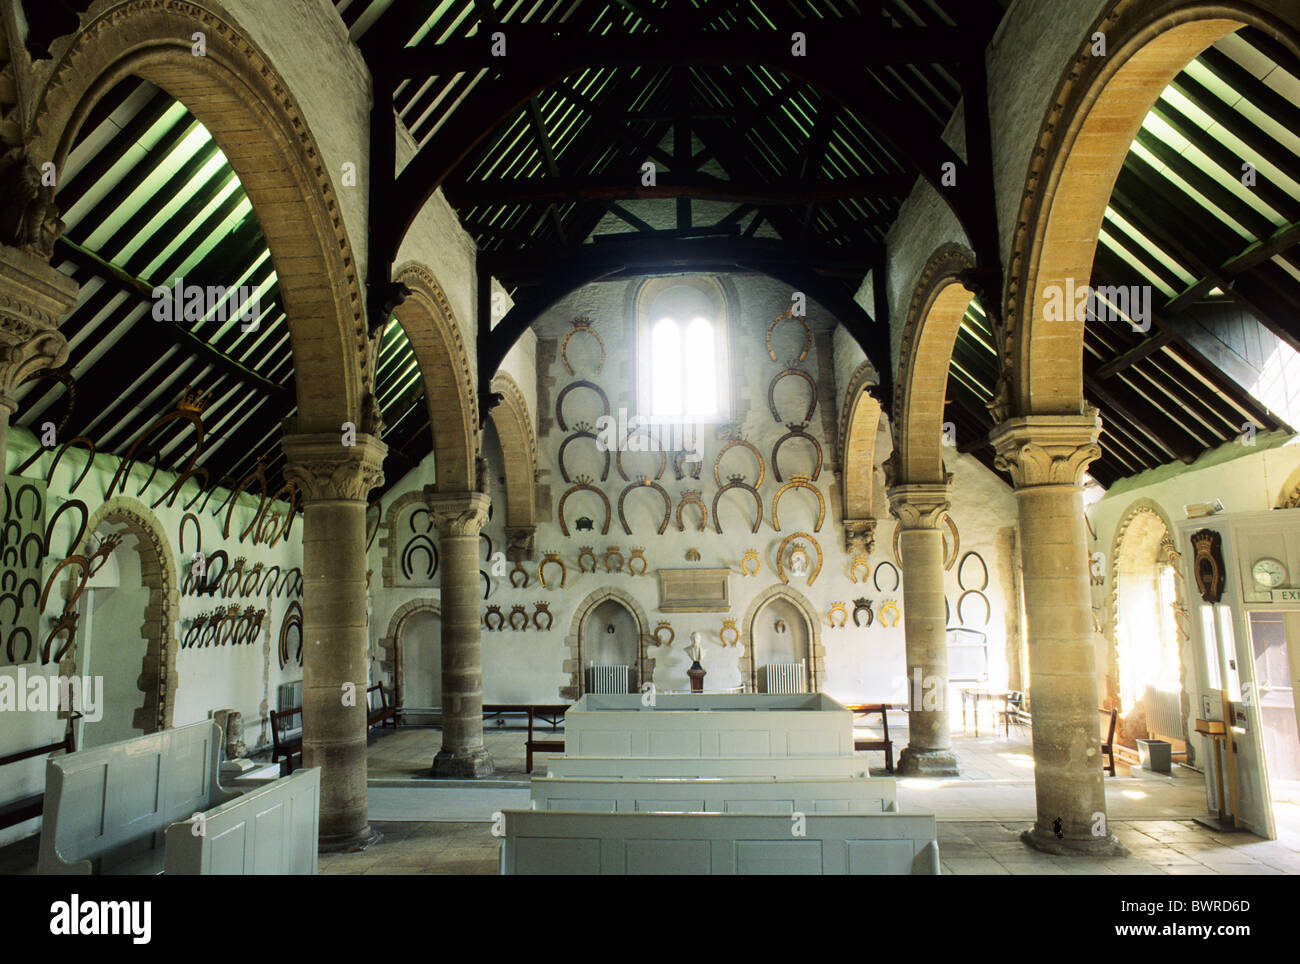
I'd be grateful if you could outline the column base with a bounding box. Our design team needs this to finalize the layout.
[318,824,382,854]
[1020,826,1128,857]
[432,747,496,779]
[896,746,960,776]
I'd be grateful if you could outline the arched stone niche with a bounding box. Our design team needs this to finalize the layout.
[739,584,824,694]
[561,588,655,701]
[378,598,441,709]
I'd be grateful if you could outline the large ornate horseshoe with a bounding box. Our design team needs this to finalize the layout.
[767,367,817,424]
[713,438,765,488]
[771,424,823,482]
[615,430,667,481]
[560,318,605,375]
[558,477,612,537]
[771,475,825,532]
[675,490,708,532]
[558,426,611,482]
[766,309,812,363]
[555,380,611,432]
[712,480,763,535]
[617,480,671,535]
[776,532,823,586]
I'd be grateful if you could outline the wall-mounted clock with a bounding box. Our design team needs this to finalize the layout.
[1252,557,1288,589]
[1190,529,1226,603]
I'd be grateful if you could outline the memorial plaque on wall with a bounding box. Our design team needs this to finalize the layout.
[1,476,48,666]
[658,568,731,612]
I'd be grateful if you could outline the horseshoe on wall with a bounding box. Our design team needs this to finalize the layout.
[278,600,303,670]
[771,475,825,533]
[401,535,439,583]
[11,435,93,494]
[617,479,671,536]
[481,570,492,599]
[17,366,76,436]
[615,431,667,482]
[892,515,959,570]
[771,424,823,483]
[712,480,763,535]
[767,367,817,424]
[957,589,991,628]
[199,550,229,598]
[712,438,765,488]
[560,318,606,376]
[6,626,32,663]
[873,560,901,594]
[557,477,612,537]
[557,427,611,483]
[555,380,611,432]
[766,309,812,363]
[14,483,41,522]
[675,490,708,532]
[672,450,703,481]
[958,551,989,592]
[409,506,434,534]
[259,565,281,597]
[19,533,44,569]
[776,532,823,586]
[178,512,202,557]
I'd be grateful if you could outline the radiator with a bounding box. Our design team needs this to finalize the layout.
[278,680,302,712]
[586,665,630,694]
[1142,685,1184,740]
[760,662,806,694]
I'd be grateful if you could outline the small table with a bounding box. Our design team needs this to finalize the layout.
[959,688,1013,737]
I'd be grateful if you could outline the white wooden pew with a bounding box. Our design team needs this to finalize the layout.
[530,775,898,814]
[500,810,940,875]
[545,755,871,780]
[38,721,319,875]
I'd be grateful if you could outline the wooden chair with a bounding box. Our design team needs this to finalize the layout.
[997,691,1031,736]
[845,703,894,773]
[1099,707,1118,777]
[270,705,303,775]
[0,724,77,831]
[526,705,566,773]
[366,682,398,730]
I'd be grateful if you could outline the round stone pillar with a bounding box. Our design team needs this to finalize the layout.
[0,245,76,485]
[425,488,495,778]
[283,431,386,852]
[991,412,1124,856]
[888,482,959,776]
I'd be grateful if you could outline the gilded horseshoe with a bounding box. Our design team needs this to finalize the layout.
[603,546,625,573]
[776,532,823,586]
[577,546,598,573]
[771,424,823,483]
[712,481,763,535]
[627,548,648,576]
[720,618,739,648]
[713,438,765,488]
[942,514,960,571]
[510,561,529,589]
[766,309,812,363]
[767,367,817,424]
[675,490,708,532]
[538,552,567,589]
[771,475,825,533]
[558,428,611,483]
[652,622,675,647]
[560,318,605,376]
[533,603,554,632]
[739,549,760,576]
[617,480,671,536]
[828,602,849,628]
[557,478,612,537]
[879,600,901,628]
[849,556,870,583]
[555,380,611,432]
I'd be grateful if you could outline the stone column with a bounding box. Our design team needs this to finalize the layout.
[0,245,77,484]
[425,488,495,778]
[283,430,386,852]
[990,412,1124,855]
[888,482,959,775]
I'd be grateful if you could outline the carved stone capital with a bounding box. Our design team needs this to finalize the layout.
[887,483,950,530]
[282,432,386,502]
[990,411,1102,489]
[0,244,77,405]
[506,525,536,561]
[842,518,876,555]
[424,488,490,537]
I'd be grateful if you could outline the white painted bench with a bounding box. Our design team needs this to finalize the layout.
[37,721,319,875]
[545,755,871,780]
[530,775,898,813]
[499,810,940,875]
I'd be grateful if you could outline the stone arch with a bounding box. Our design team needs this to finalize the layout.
[739,584,825,693]
[392,262,479,492]
[998,0,1300,421]
[892,243,977,485]
[378,598,440,709]
[67,496,179,733]
[1107,498,1192,757]
[839,361,884,551]
[1274,464,1300,508]
[561,587,654,701]
[488,372,537,534]
[31,0,369,429]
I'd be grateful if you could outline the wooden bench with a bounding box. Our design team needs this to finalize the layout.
[845,703,896,773]
[0,725,76,832]
[499,809,940,875]
[270,705,303,775]
[482,703,569,773]
[546,755,872,780]
[530,775,899,814]
[1100,707,1118,777]
[38,721,320,875]
[366,683,398,731]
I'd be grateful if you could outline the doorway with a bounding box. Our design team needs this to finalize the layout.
[1247,611,1300,836]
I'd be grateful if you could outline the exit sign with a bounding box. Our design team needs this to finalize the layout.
[1270,589,1300,602]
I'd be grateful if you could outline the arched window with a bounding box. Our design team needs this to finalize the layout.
[637,278,729,422]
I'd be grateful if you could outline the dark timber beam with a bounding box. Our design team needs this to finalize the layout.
[444,173,915,206]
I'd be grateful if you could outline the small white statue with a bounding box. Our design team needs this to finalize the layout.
[790,545,809,575]
[685,631,703,664]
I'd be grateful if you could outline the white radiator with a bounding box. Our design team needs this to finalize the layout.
[586,665,630,694]
[278,680,302,712]
[1142,685,1184,740]
[760,662,806,694]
